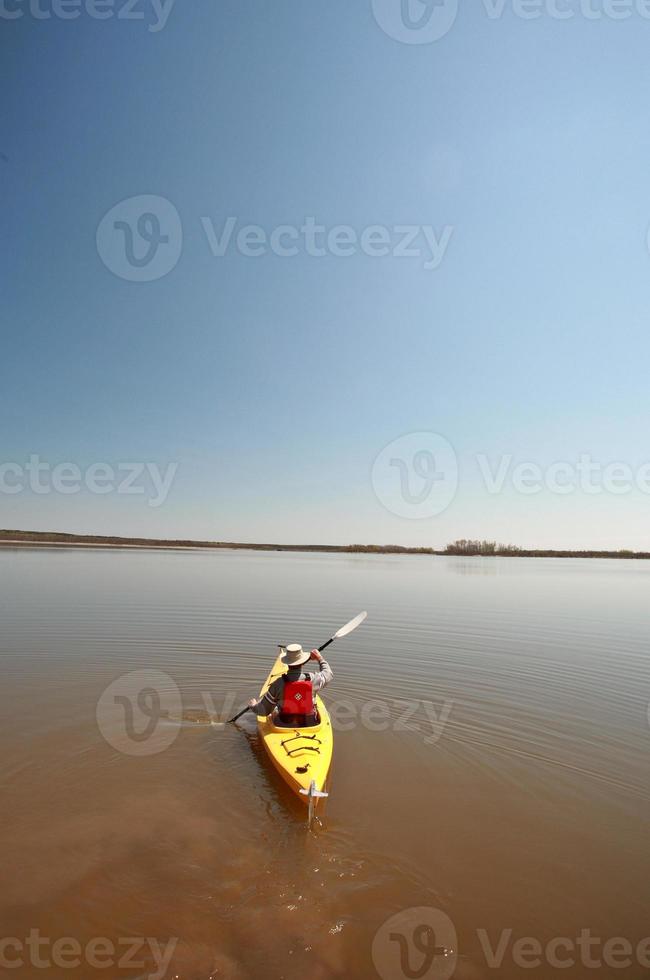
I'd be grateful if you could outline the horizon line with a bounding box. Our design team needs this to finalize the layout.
[1,530,649,560]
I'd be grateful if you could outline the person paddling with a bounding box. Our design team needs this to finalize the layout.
[248,643,333,727]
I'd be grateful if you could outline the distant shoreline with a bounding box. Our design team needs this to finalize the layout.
[1,530,649,559]
[0,531,434,555]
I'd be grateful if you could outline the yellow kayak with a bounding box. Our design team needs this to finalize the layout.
[257,653,333,811]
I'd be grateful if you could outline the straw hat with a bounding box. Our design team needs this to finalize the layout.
[281,643,311,667]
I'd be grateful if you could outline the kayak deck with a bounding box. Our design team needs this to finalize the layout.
[257,654,333,805]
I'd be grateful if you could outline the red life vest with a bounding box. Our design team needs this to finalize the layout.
[281,675,314,718]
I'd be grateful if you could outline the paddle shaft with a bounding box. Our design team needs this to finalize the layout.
[229,704,251,724]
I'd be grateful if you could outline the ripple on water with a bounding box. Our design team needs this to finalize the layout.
[1,549,649,978]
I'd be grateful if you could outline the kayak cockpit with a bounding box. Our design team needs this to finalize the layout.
[268,709,322,729]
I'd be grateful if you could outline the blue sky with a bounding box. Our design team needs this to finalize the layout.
[3,0,650,549]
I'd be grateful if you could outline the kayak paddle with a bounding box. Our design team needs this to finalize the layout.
[316,609,367,652]
[227,610,367,724]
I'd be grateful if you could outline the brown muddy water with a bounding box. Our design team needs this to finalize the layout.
[0,548,648,980]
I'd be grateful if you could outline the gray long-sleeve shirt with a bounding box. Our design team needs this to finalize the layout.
[250,658,333,717]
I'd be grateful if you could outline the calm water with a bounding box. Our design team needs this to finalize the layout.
[0,548,648,979]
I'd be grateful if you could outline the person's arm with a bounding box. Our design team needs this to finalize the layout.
[248,679,281,717]
[309,650,333,693]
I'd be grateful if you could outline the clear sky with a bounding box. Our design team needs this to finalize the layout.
[3,0,650,549]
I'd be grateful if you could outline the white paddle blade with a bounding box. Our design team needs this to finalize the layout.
[333,610,367,640]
